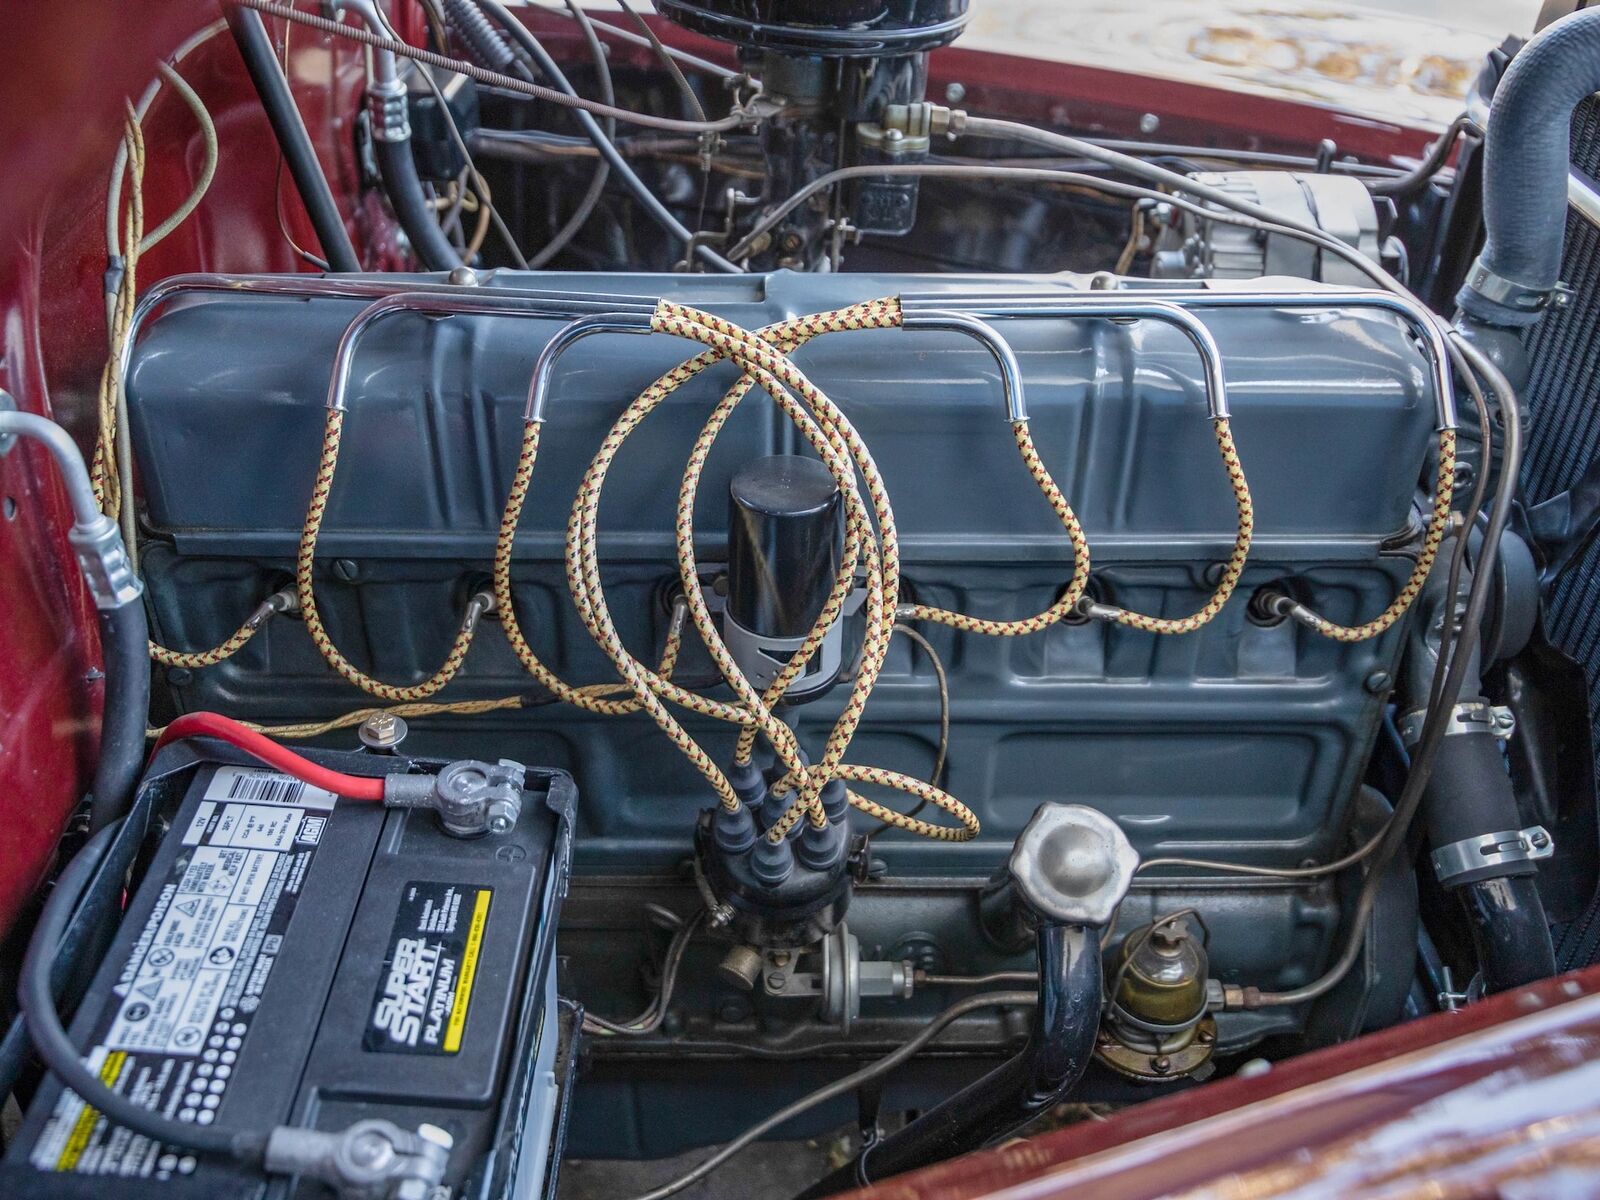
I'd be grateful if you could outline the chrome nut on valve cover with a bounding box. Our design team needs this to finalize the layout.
[1009,804,1139,928]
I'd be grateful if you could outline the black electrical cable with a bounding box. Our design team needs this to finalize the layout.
[622,990,1037,1200]
[87,603,152,834]
[528,0,739,80]
[1251,334,1520,1007]
[20,819,269,1164]
[229,0,747,136]
[1369,114,1479,198]
[223,6,361,272]
[471,0,741,273]
[616,0,706,123]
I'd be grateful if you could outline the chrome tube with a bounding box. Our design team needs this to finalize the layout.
[903,286,1455,430]
[907,298,1229,422]
[323,291,655,411]
[524,312,658,421]
[118,272,660,398]
[899,310,1029,421]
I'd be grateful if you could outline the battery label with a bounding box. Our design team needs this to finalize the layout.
[365,882,492,1056]
[28,767,329,1179]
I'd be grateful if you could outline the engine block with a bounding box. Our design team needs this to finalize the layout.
[129,270,1439,1029]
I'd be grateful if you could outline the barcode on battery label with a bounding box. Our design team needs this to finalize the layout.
[204,766,337,810]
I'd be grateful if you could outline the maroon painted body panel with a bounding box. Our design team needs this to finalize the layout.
[852,967,1600,1198]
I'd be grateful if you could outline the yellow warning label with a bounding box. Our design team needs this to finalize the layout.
[444,889,491,1053]
[55,1050,126,1171]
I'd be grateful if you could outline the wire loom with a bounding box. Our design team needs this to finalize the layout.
[154,296,1458,845]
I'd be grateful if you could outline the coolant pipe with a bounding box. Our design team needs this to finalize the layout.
[800,804,1135,1195]
[1457,7,1600,327]
[810,925,1100,1193]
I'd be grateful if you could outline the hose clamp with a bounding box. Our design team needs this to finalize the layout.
[1397,700,1514,747]
[1433,825,1553,887]
[1463,259,1552,315]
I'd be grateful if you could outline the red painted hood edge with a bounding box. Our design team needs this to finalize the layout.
[851,967,1600,1199]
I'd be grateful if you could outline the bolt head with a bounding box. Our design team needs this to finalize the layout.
[348,1131,394,1170]
[359,712,408,749]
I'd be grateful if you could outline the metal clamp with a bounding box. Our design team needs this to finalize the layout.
[1464,259,1553,314]
[1397,700,1514,747]
[1432,825,1554,886]
[263,1118,451,1200]
[383,758,526,836]
[365,77,411,143]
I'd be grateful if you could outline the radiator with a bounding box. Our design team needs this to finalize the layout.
[1522,95,1600,770]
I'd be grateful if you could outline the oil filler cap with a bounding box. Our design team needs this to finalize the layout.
[1009,804,1139,928]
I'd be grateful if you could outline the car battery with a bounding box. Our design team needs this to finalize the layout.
[2,740,576,1199]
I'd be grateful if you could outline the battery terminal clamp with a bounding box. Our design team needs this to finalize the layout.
[383,758,526,836]
[263,1118,452,1200]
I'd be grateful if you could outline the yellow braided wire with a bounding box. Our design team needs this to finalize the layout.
[898,418,1092,635]
[149,619,266,669]
[1289,429,1457,642]
[561,301,976,842]
[103,108,282,671]
[297,408,480,701]
[1093,416,1254,635]
[645,307,903,837]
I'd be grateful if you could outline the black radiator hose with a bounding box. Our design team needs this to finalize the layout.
[1462,876,1554,995]
[88,602,152,834]
[1420,729,1555,992]
[1457,7,1600,328]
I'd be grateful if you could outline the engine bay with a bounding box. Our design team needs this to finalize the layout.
[3,1,1597,1197]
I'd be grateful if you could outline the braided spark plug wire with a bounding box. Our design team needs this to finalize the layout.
[566,310,888,822]
[296,408,489,701]
[1273,429,1458,642]
[148,589,296,669]
[1080,416,1255,636]
[895,419,1092,636]
[553,301,978,840]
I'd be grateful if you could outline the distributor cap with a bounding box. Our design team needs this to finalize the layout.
[1008,804,1139,928]
[658,0,970,57]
